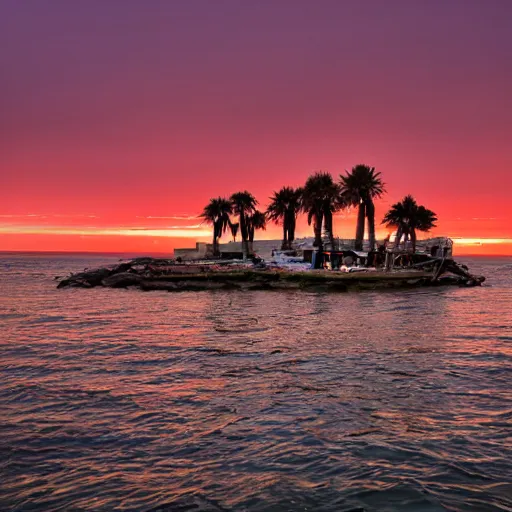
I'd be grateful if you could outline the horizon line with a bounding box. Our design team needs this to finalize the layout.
[0,250,511,258]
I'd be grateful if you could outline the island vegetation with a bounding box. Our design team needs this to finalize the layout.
[201,165,437,258]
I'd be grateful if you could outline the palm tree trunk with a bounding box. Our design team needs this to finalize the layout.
[403,230,409,250]
[212,223,219,258]
[366,199,376,251]
[288,214,296,249]
[355,201,365,251]
[228,220,236,242]
[410,229,417,253]
[324,210,335,250]
[248,226,255,256]
[240,213,248,261]
[313,212,323,269]
[313,212,323,248]
[394,226,402,250]
[281,223,288,250]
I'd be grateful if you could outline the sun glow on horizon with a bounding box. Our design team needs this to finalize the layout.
[1,202,511,255]
[0,225,211,238]
[1,221,511,256]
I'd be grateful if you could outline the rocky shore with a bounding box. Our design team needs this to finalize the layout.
[56,257,485,292]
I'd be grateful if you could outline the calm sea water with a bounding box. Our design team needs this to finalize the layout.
[1,253,511,512]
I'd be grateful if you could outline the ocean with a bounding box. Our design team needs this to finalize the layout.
[1,253,511,511]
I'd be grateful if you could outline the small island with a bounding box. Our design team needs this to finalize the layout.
[57,166,485,292]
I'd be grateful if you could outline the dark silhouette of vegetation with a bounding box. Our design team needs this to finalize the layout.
[340,165,385,251]
[382,195,437,252]
[247,210,267,255]
[266,186,303,250]
[301,172,344,266]
[230,191,258,260]
[199,166,440,260]
[229,221,239,242]
[200,197,232,257]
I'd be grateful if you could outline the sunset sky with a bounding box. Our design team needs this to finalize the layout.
[1,0,511,255]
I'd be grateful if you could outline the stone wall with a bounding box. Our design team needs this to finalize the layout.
[174,242,210,260]
[219,240,282,260]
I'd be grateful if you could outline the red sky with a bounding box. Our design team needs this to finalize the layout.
[1,0,511,255]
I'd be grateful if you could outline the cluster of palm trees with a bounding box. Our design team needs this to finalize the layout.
[200,192,267,260]
[200,165,437,261]
[382,195,438,252]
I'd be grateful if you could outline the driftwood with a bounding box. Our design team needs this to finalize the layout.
[408,257,485,286]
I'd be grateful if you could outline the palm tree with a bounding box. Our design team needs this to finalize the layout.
[382,197,408,250]
[230,191,257,260]
[412,205,438,251]
[247,210,267,255]
[229,221,239,242]
[382,195,437,252]
[340,164,385,251]
[266,186,303,250]
[301,172,344,267]
[199,197,233,257]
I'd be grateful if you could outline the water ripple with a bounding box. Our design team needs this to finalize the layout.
[0,254,511,511]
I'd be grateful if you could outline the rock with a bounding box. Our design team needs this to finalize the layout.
[57,277,93,288]
[131,257,175,266]
[111,262,134,274]
[101,272,143,288]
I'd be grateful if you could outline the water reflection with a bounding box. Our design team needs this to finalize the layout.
[0,254,511,511]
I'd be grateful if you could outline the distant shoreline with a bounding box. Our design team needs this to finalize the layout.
[1,251,511,258]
